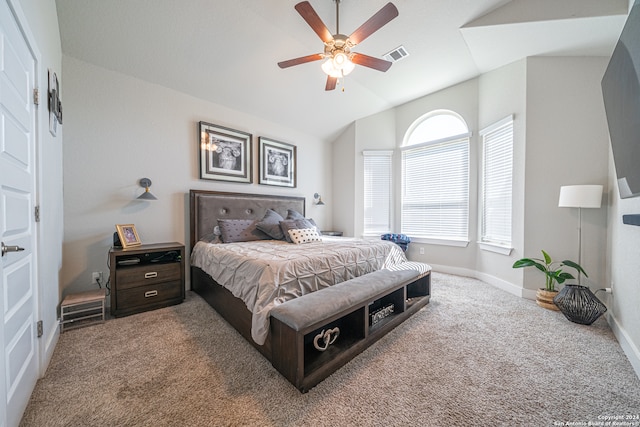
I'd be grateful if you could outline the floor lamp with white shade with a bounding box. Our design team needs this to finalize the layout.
[557,184,603,282]
[554,184,606,324]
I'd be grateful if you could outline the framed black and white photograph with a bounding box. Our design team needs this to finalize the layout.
[199,121,252,183]
[48,69,62,136]
[259,137,296,188]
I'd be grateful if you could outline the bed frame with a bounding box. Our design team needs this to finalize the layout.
[189,190,306,359]
[189,189,431,391]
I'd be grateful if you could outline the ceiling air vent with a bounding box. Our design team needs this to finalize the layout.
[384,45,409,63]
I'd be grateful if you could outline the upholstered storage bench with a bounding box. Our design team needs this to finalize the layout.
[270,264,431,392]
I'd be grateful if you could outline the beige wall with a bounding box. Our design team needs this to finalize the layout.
[523,57,610,293]
[61,56,331,297]
[331,124,356,236]
[476,59,527,293]
[354,110,397,238]
[330,109,397,238]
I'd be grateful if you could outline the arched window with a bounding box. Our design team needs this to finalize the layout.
[401,110,470,244]
[405,112,469,146]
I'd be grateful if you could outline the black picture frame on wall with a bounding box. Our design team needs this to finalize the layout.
[48,69,62,136]
[198,121,252,183]
[258,137,296,188]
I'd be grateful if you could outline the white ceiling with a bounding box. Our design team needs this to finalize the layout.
[55,0,630,142]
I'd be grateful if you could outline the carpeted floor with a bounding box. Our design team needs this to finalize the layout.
[20,273,640,426]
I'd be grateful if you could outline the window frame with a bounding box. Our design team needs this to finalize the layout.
[363,150,393,237]
[400,111,471,246]
[479,115,514,254]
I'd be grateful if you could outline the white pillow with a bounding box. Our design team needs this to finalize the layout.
[288,228,322,244]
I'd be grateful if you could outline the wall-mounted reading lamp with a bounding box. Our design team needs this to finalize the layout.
[137,178,157,200]
[313,193,325,205]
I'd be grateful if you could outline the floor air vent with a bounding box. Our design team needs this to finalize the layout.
[384,45,409,63]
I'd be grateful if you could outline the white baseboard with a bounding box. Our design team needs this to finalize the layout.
[475,271,537,300]
[428,264,536,300]
[607,313,640,380]
[40,320,60,377]
[427,263,475,278]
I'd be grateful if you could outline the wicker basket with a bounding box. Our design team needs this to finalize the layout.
[536,288,560,311]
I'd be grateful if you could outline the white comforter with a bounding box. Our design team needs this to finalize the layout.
[190,237,407,344]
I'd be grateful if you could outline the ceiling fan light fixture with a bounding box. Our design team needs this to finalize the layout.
[279,1,398,90]
[340,57,355,75]
[321,58,337,76]
[321,53,354,77]
[333,51,348,66]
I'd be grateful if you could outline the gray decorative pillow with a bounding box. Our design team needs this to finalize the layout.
[255,209,286,240]
[285,210,321,235]
[217,219,270,243]
[279,218,316,243]
[286,209,305,220]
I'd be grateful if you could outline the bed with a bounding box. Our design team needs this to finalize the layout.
[189,189,431,391]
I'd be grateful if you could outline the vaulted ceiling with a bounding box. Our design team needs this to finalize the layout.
[55,0,629,142]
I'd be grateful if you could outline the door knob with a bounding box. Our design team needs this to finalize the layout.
[1,242,25,257]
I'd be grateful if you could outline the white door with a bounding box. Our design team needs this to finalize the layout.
[0,0,40,425]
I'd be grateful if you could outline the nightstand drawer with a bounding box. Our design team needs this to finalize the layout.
[116,262,181,290]
[116,281,182,311]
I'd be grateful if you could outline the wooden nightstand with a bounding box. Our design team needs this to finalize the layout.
[109,242,185,317]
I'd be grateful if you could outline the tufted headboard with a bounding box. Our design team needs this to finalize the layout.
[189,190,306,252]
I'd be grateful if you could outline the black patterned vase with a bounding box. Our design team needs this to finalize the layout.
[553,284,607,325]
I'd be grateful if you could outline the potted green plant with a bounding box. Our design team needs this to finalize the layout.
[512,250,587,310]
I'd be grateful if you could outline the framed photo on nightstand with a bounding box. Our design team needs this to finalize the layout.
[116,224,141,248]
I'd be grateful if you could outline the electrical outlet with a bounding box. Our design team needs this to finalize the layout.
[92,271,103,284]
[419,247,425,255]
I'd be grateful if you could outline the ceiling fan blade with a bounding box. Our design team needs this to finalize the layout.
[278,53,324,69]
[325,76,337,91]
[295,1,333,44]
[348,3,399,46]
[351,53,392,72]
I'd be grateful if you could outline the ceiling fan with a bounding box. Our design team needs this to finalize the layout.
[278,0,399,91]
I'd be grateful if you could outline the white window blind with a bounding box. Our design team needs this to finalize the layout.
[480,116,514,246]
[363,150,393,235]
[401,137,469,240]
